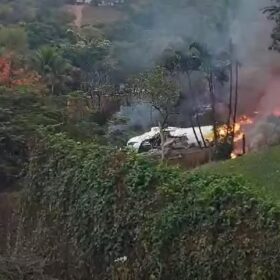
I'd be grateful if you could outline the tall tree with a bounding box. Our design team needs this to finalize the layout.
[33,47,71,95]
[190,42,232,158]
[137,67,180,128]
[135,66,180,159]
[264,2,280,51]
[161,44,207,148]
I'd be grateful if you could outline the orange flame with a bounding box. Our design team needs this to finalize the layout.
[231,152,237,159]
[228,107,280,159]
[239,115,253,125]
[273,109,280,117]
[217,115,254,159]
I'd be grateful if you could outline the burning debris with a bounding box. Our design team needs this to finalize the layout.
[127,126,214,153]
[127,126,216,168]
[127,111,280,163]
[123,0,280,164]
[220,115,254,158]
[228,113,280,157]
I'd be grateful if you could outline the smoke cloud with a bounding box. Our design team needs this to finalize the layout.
[114,102,159,130]
[232,0,280,115]
[116,0,232,72]
[115,0,280,143]
[248,115,280,151]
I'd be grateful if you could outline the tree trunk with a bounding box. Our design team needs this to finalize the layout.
[226,62,233,140]
[51,83,55,95]
[7,59,12,88]
[158,121,165,161]
[232,61,239,141]
[195,115,206,147]
[97,93,101,111]
[242,133,246,155]
[190,116,202,148]
[186,72,207,148]
[50,76,55,95]
[208,72,218,146]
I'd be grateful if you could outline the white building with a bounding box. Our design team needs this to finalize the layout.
[75,0,124,5]
[75,0,92,4]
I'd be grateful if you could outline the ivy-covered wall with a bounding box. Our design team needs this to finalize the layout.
[0,89,64,190]
[0,90,109,191]
[20,132,280,279]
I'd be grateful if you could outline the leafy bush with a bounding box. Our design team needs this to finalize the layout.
[0,90,64,189]
[20,132,280,279]
[0,26,28,53]
[0,90,107,190]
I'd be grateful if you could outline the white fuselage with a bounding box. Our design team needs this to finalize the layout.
[127,126,214,152]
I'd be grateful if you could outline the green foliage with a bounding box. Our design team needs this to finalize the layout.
[263,1,280,51]
[201,144,280,203]
[26,21,68,49]
[0,89,109,190]
[0,107,26,189]
[0,89,65,189]
[0,0,37,24]
[20,132,280,279]
[135,66,180,126]
[0,26,28,53]
[62,37,111,72]
[0,4,14,21]
[33,46,72,94]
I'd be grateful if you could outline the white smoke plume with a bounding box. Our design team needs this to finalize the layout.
[248,115,280,151]
[232,0,280,115]
[230,0,280,151]
[115,0,280,144]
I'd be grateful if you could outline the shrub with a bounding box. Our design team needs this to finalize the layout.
[19,132,280,279]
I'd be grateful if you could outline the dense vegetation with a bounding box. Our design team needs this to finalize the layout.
[0,87,119,190]
[1,0,280,279]
[16,132,280,279]
[1,91,280,279]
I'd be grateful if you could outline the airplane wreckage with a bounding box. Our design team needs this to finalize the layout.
[127,126,214,153]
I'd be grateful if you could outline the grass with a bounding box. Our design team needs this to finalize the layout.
[199,145,280,204]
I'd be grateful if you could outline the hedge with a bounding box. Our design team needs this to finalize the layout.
[20,132,280,280]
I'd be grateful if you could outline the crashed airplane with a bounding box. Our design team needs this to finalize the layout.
[127,126,214,153]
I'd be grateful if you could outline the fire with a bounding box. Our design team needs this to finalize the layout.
[231,152,237,159]
[216,111,280,159]
[217,115,253,142]
[239,115,253,125]
[273,109,280,117]
[231,115,254,157]
[234,133,244,143]
[217,125,228,138]
[216,115,254,159]
[210,110,280,158]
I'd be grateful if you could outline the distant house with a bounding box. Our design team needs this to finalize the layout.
[75,0,92,4]
[74,0,125,6]
[96,0,125,6]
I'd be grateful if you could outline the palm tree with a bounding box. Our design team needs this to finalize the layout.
[33,47,70,94]
[161,45,206,148]
[190,43,225,145]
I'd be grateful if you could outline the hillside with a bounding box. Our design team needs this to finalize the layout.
[1,91,280,279]
[65,0,152,28]
[17,132,280,279]
[2,0,280,279]
[200,146,280,203]
[81,5,127,26]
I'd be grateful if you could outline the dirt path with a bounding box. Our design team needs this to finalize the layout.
[65,4,85,28]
